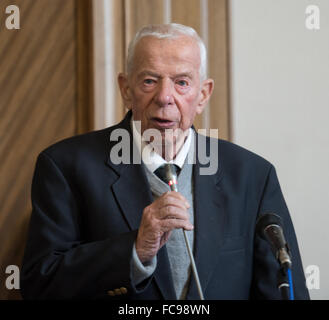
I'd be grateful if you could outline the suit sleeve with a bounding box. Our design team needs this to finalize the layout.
[21,152,152,299]
[250,165,310,300]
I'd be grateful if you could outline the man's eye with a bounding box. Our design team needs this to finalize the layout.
[176,80,189,87]
[144,79,155,85]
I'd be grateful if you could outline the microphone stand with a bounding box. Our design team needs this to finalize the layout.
[256,213,294,300]
[165,165,205,300]
[277,264,294,300]
[277,267,290,300]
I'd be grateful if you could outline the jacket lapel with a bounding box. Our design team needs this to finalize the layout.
[186,135,228,300]
[105,111,176,299]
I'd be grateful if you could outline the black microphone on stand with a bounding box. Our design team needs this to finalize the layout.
[256,213,291,269]
[256,213,294,300]
[157,164,205,300]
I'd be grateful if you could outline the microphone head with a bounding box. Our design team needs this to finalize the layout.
[255,213,291,269]
[164,165,178,192]
[164,164,177,185]
[256,213,283,240]
[154,164,179,191]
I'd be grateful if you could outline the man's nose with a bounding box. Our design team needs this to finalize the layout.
[154,79,175,107]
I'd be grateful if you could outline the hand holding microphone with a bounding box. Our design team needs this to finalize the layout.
[136,164,204,300]
[136,191,193,263]
[159,164,204,300]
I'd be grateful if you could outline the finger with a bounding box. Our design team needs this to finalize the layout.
[165,191,190,208]
[158,193,190,210]
[160,231,172,247]
[158,206,190,221]
[159,218,194,232]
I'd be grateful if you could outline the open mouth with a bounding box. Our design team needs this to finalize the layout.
[151,117,176,129]
[153,118,173,123]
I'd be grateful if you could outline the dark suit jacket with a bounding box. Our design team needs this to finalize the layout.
[21,111,310,300]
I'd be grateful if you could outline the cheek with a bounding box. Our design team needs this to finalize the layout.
[130,91,151,114]
[134,87,156,105]
[179,95,200,126]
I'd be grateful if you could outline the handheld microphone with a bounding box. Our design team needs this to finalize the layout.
[163,164,205,300]
[256,213,292,269]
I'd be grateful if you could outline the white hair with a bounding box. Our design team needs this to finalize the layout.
[127,23,208,81]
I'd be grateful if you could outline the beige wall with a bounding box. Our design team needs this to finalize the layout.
[0,0,93,299]
[230,0,329,299]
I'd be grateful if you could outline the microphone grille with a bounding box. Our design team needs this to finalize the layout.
[256,213,283,240]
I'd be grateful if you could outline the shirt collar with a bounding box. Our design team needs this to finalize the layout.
[131,117,192,173]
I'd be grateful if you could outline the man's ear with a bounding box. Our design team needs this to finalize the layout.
[118,73,132,109]
[196,79,214,114]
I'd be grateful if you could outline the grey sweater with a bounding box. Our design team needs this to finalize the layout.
[131,133,195,299]
[145,162,194,299]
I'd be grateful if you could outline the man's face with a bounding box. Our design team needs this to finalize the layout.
[119,35,213,153]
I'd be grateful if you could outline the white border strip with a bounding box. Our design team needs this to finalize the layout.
[200,0,210,130]
[93,0,116,129]
[103,0,116,128]
[163,0,172,24]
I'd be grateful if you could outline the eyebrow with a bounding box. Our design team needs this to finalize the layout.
[137,71,160,78]
[137,70,194,79]
[174,72,194,79]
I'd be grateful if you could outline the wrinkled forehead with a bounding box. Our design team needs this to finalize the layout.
[130,35,201,77]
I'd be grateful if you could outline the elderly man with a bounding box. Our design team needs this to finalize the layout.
[21,24,309,300]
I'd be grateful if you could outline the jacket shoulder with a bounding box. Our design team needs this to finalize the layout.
[36,123,126,170]
[40,114,131,162]
[198,133,272,167]
[218,138,272,168]
[41,128,109,159]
